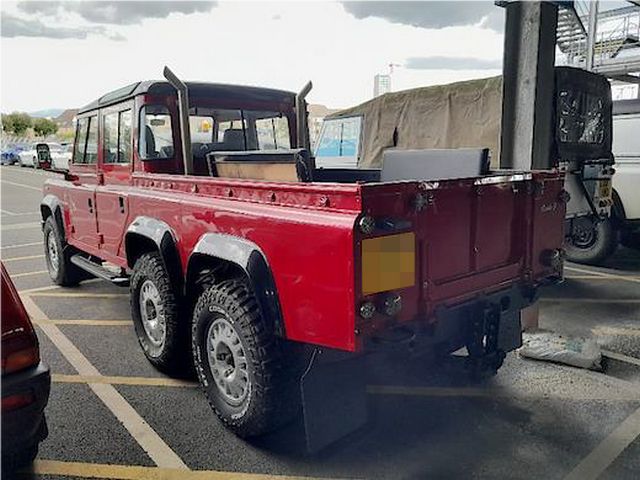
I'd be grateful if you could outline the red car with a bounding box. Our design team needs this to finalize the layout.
[1,263,50,472]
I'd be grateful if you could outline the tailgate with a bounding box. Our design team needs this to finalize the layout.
[357,171,566,326]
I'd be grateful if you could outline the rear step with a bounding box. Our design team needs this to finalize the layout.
[70,255,129,287]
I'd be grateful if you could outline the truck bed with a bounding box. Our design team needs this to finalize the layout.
[45,169,565,353]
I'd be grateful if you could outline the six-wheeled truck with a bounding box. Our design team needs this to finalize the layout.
[40,67,568,450]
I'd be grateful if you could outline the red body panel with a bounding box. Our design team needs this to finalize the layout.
[44,168,565,353]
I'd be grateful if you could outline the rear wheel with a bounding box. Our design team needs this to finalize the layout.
[43,216,83,286]
[192,279,301,437]
[130,252,190,375]
[565,217,618,265]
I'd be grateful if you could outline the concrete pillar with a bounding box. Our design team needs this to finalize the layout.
[499,2,560,330]
[499,1,558,171]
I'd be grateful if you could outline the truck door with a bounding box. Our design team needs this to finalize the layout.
[95,105,133,261]
[66,115,99,251]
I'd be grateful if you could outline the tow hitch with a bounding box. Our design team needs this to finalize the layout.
[465,301,521,378]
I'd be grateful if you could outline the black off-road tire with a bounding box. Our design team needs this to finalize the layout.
[130,252,190,376]
[192,279,301,438]
[43,216,84,286]
[2,444,38,474]
[565,218,618,265]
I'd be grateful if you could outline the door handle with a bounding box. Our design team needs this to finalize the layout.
[88,198,93,214]
[118,196,125,214]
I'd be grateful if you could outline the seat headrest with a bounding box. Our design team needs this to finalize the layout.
[222,129,246,151]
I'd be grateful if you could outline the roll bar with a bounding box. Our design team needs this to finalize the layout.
[296,81,313,152]
[163,66,193,175]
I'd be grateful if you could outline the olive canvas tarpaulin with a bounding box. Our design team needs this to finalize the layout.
[327,76,503,168]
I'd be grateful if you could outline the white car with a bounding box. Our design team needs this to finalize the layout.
[612,99,640,247]
[18,142,62,168]
[50,144,73,171]
[17,144,38,167]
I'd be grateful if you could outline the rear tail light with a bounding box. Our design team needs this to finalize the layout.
[1,263,40,375]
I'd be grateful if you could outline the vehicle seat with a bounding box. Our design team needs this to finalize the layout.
[381,148,490,182]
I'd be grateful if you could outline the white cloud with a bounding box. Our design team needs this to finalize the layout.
[0,1,504,112]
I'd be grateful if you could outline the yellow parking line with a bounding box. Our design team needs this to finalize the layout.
[0,221,41,231]
[367,385,498,398]
[565,266,640,284]
[540,298,640,304]
[0,179,41,191]
[21,295,188,470]
[601,349,640,368]
[10,270,48,278]
[592,326,640,338]
[35,318,132,326]
[46,375,639,402]
[52,373,197,388]
[30,292,128,298]
[2,254,44,262]
[1,241,42,249]
[26,460,325,480]
[19,278,102,294]
[564,275,640,280]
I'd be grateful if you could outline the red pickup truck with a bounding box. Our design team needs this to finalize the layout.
[40,68,566,443]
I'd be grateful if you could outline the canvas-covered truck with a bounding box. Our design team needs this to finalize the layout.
[40,67,568,450]
[316,67,616,264]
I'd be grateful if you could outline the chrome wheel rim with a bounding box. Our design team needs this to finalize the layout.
[206,318,249,406]
[139,280,166,348]
[46,232,59,275]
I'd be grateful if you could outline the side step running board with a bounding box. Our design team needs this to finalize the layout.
[70,255,129,287]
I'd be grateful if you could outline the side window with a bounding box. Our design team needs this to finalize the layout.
[139,105,174,159]
[73,117,89,164]
[119,110,132,163]
[104,109,132,164]
[103,112,118,163]
[85,116,98,164]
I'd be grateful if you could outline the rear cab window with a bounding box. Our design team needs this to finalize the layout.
[190,108,292,153]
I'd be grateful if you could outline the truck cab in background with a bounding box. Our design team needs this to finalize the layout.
[315,67,620,265]
[611,99,640,248]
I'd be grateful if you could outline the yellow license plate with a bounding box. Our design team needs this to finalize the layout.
[598,180,611,200]
[361,232,415,295]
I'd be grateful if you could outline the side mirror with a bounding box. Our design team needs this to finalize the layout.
[35,143,52,170]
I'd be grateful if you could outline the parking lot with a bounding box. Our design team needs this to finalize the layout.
[1,164,640,480]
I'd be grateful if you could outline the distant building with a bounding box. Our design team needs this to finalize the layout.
[373,74,391,98]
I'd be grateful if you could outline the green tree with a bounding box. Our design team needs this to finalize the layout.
[33,117,58,137]
[1,112,32,135]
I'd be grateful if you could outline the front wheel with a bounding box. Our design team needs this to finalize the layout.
[192,279,301,438]
[565,217,618,265]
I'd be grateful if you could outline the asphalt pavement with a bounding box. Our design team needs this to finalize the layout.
[1,164,639,480]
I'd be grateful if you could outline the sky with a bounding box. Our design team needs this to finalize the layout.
[0,1,506,113]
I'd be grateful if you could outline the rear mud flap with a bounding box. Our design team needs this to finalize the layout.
[300,349,368,453]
